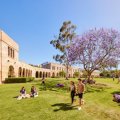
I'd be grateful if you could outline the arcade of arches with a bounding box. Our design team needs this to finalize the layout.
[35,71,51,78]
[8,66,33,78]
[8,66,62,78]
[18,67,32,77]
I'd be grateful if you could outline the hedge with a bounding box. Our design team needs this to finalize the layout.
[5,77,35,83]
[26,77,35,82]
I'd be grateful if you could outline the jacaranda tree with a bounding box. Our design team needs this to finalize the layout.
[68,28,120,80]
[50,21,76,80]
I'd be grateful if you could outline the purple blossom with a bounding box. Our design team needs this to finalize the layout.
[68,28,120,79]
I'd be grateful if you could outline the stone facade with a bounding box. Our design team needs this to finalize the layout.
[41,62,81,78]
[0,30,19,83]
[0,30,100,84]
[0,30,81,83]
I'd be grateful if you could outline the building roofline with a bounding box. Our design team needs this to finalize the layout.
[0,30,19,48]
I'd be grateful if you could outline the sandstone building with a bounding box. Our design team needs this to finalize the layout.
[0,30,81,84]
[0,30,100,84]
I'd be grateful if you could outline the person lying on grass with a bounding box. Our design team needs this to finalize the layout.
[30,86,38,97]
[56,83,64,87]
[113,94,120,103]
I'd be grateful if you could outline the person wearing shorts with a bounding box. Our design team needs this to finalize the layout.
[77,79,85,110]
[78,93,83,99]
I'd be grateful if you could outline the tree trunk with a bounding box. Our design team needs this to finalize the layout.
[87,72,92,81]
[65,65,69,80]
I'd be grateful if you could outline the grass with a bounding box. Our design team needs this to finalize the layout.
[0,78,120,120]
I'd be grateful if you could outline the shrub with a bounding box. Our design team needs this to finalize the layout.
[26,77,35,82]
[73,72,79,78]
[5,77,35,83]
[54,76,60,78]
[99,73,104,77]
[51,76,55,78]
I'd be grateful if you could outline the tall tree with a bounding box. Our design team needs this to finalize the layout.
[50,21,76,79]
[68,28,120,80]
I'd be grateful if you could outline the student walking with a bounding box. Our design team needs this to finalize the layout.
[77,79,85,110]
[69,81,76,105]
[41,77,46,85]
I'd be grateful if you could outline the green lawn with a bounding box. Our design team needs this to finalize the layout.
[0,78,120,120]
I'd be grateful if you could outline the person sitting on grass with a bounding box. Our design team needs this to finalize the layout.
[17,86,27,100]
[69,81,76,105]
[30,86,38,97]
[20,86,26,98]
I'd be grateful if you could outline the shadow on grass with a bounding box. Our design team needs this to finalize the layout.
[51,103,77,112]
[13,96,18,98]
[111,91,120,94]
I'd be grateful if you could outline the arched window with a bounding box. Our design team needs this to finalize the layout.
[18,67,22,77]
[52,72,55,78]
[40,71,42,78]
[46,72,48,78]
[8,65,14,77]
[36,71,39,78]
[8,46,10,56]
[11,48,12,58]
[23,68,25,77]
[48,72,51,77]
[26,69,28,77]
[13,50,14,58]
[28,70,30,77]
[43,72,45,78]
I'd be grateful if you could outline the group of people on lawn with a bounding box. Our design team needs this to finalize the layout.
[17,78,85,110]
[17,77,46,100]
[17,86,38,100]
[69,79,85,110]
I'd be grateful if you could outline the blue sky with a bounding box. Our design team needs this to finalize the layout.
[0,0,120,65]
